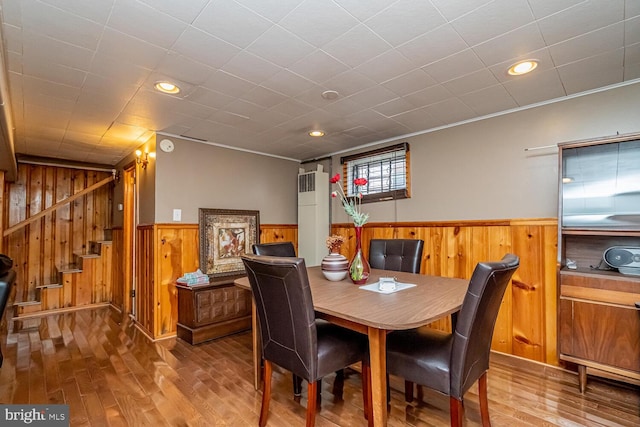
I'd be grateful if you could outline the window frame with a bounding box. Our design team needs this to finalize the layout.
[340,142,411,204]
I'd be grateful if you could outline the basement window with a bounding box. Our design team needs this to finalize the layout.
[340,142,410,204]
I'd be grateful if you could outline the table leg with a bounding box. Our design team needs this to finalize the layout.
[251,300,262,390]
[368,327,387,427]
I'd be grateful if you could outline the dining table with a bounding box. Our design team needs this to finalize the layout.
[234,266,469,427]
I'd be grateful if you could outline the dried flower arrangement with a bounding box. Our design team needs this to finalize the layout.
[325,234,345,253]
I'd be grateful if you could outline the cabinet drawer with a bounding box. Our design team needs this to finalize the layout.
[560,273,640,306]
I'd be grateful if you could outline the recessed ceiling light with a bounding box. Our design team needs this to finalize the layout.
[154,81,180,94]
[321,90,339,100]
[507,60,538,76]
[309,130,325,137]
[562,177,573,183]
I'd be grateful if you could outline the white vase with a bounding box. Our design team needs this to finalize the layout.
[321,252,349,281]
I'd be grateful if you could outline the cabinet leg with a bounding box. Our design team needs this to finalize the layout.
[578,365,587,393]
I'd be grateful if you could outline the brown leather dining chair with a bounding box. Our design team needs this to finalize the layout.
[241,254,370,427]
[368,239,424,274]
[251,242,309,397]
[385,253,519,427]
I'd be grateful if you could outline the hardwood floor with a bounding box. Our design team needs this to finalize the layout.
[0,307,638,426]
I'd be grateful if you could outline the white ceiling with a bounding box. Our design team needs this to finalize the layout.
[0,0,639,165]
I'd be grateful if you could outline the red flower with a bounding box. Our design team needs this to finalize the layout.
[330,173,341,184]
[353,178,368,186]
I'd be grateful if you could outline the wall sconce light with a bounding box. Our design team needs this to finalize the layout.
[135,150,155,169]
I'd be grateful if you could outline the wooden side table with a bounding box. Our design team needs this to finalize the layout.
[176,275,251,345]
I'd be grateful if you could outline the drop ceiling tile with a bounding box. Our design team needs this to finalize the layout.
[347,85,399,108]
[425,98,477,125]
[22,75,80,101]
[396,24,469,68]
[186,87,236,109]
[260,69,316,97]
[332,0,394,21]
[294,85,337,108]
[459,84,518,115]
[372,97,415,117]
[321,97,365,116]
[234,0,302,23]
[429,0,494,21]
[24,104,71,128]
[269,99,315,118]
[23,59,87,88]
[626,16,640,46]
[221,99,263,118]
[2,23,22,54]
[279,0,358,47]
[472,23,546,67]
[246,26,315,68]
[289,50,350,84]
[557,49,624,94]
[138,0,209,24]
[203,70,257,98]
[625,61,640,80]
[389,106,443,130]
[322,24,391,68]
[20,1,103,49]
[503,69,567,106]
[172,27,240,69]
[0,0,22,27]
[443,69,500,96]
[422,49,485,83]
[364,0,445,47]
[321,70,378,97]
[157,52,216,86]
[209,110,252,127]
[98,28,168,70]
[626,42,640,67]
[89,55,152,87]
[549,23,624,67]
[450,0,534,46]
[220,51,282,85]
[240,86,289,109]
[22,31,92,72]
[193,0,272,49]
[355,49,415,83]
[403,84,453,107]
[537,0,624,45]
[526,0,586,20]
[107,0,187,49]
[382,69,438,97]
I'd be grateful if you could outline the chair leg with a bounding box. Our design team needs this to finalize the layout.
[449,397,464,427]
[361,361,372,421]
[478,372,491,427]
[259,360,272,427]
[306,380,318,427]
[293,374,303,396]
[404,380,414,402]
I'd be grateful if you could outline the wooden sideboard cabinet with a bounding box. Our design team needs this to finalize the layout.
[176,275,251,345]
[557,134,640,392]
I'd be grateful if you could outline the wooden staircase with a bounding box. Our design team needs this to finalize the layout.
[13,238,113,318]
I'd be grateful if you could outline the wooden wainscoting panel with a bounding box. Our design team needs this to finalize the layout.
[331,220,558,365]
[154,224,199,338]
[258,224,298,252]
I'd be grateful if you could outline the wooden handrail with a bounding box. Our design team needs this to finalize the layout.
[3,175,115,237]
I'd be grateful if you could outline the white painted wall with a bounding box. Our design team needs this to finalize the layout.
[330,83,640,223]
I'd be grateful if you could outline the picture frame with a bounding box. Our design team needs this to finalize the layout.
[199,208,260,278]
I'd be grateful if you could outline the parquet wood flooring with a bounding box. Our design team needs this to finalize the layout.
[0,307,638,426]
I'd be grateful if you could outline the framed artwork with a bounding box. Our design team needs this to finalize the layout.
[199,208,260,278]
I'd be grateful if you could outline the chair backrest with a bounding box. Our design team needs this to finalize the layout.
[449,253,519,398]
[368,239,424,273]
[241,254,318,382]
[252,242,296,257]
[0,270,16,367]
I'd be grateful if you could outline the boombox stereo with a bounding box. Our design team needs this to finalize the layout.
[603,246,640,276]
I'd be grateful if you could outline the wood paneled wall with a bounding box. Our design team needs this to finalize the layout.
[2,164,113,307]
[331,219,558,365]
[128,221,557,367]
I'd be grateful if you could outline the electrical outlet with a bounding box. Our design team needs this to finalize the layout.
[173,209,181,221]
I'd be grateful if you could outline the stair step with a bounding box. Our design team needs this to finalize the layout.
[36,283,63,290]
[59,265,82,273]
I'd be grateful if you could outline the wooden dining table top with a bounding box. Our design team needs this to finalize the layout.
[235,265,469,331]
